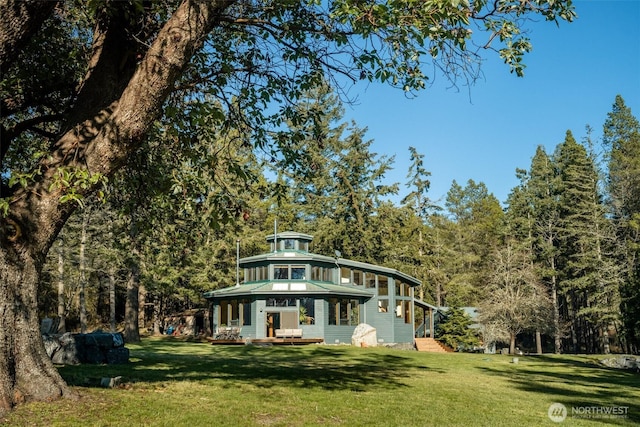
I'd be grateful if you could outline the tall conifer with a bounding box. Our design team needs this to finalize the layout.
[555,131,621,353]
[527,146,563,352]
[603,95,640,352]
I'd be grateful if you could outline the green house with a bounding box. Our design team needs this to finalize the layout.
[204,231,435,346]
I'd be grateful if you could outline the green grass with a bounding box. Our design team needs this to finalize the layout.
[4,337,639,426]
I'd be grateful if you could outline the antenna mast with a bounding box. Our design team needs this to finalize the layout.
[273,218,278,253]
[235,239,240,287]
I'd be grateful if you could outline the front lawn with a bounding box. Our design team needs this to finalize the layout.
[4,337,639,426]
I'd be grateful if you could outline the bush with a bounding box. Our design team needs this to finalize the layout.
[435,307,480,351]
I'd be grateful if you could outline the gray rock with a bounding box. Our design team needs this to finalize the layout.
[600,356,640,372]
[43,334,61,357]
[100,376,123,388]
[45,333,81,365]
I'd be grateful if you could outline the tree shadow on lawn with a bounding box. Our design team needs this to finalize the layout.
[476,355,640,424]
[59,343,438,393]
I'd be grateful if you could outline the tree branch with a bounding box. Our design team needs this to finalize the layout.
[1,114,62,161]
[8,0,237,254]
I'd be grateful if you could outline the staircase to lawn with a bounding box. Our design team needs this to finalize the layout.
[415,337,454,353]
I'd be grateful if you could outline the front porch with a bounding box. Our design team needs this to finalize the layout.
[414,298,438,339]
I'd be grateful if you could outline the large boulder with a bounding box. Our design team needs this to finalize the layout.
[351,323,377,347]
[600,356,640,372]
[43,331,128,365]
[43,333,81,365]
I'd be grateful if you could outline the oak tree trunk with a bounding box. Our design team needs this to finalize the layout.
[0,244,74,416]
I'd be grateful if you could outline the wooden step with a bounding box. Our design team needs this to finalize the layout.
[415,338,454,353]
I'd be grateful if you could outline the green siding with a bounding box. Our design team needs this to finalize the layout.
[324,326,357,344]
[370,300,395,343]
[255,300,267,338]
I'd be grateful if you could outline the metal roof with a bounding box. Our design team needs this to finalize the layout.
[203,280,375,299]
[265,231,313,241]
[413,298,439,311]
[238,251,325,263]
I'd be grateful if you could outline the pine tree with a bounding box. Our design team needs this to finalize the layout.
[435,307,479,351]
[555,130,621,353]
[603,95,640,353]
[527,145,563,353]
[505,168,535,246]
[402,146,438,219]
[442,180,504,306]
[401,147,441,301]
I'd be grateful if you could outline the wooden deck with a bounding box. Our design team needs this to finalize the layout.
[209,337,324,346]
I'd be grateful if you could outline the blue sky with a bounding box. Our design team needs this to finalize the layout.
[342,0,640,206]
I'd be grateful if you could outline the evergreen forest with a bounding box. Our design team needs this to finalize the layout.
[38,91,640,355]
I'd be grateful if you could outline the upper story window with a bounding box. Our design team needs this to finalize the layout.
[266,298,296,307]
[244,265,268,282]
[366,274,376,289]
[312,266,332,282]
[396,280,404,296]
[340,267,351,284]
[291,266,306,280]
[274,265,306,280]
[403,282,411,297]
[378,276,389,296]
[267,233,312,252]
[395,281,412,297]
[274,265,289,279]
[353,270,364,286]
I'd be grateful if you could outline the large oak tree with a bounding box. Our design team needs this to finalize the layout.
[0,0,574,413]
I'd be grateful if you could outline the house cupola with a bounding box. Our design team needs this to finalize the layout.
[266,231,313,253]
